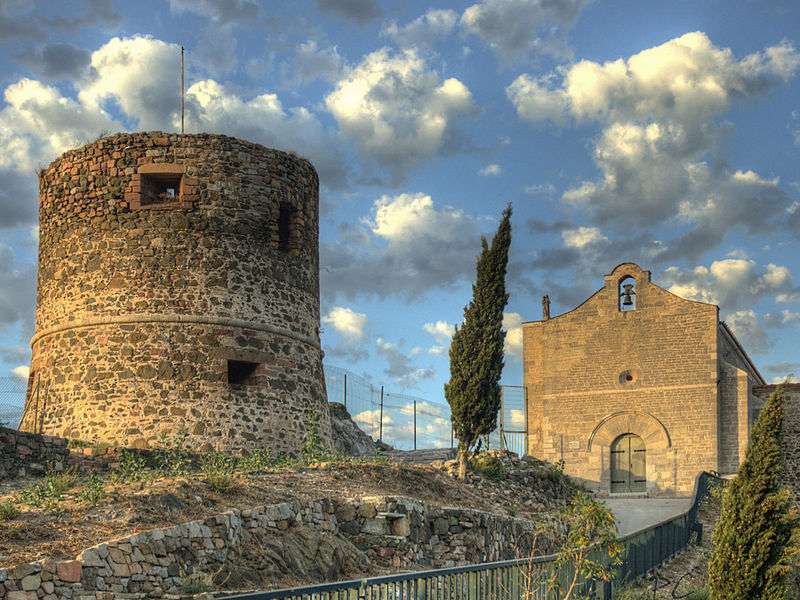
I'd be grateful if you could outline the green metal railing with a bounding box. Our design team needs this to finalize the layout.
[225,472,718,600]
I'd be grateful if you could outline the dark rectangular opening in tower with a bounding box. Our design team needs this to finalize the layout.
[227,360,259,386]
[141,172,183,207]
[278,203,292,251]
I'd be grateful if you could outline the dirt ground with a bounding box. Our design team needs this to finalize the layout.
[0,451,576,570]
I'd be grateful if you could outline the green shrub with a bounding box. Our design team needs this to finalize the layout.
[0,500,18,521]
[238,446,273,471]
[469,453,508,481]
[709,385,796,599]
[17,468,78,508]
[111,449,150,483]
[67,438,91,449]
[612,589,648,600]
[45,468,78,495]
[77,473,106,505]
[301,409,331,464]
[201,452,238,494]
[154,427,192,477]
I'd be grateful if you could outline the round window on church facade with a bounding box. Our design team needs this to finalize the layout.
[619,369,639,386]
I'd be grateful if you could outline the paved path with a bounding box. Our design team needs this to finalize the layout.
[603,498,693,536]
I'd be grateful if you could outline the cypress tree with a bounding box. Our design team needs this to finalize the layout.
[445,205,512,479]
[709,384,796,599]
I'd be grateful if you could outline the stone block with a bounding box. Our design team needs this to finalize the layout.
[358,503,377,519]
[56,561,82,583]
[361,518,387,535]
[19,576,40,591]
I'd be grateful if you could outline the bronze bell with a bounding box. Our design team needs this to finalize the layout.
[621,283,635,306]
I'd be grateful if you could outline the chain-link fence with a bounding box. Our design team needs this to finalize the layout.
[0,376,26,428]
[324,364,527,455]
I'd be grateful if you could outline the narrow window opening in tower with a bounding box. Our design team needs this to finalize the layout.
[227,360,259,386]
[141,173,183,207]
[278,203,293,251]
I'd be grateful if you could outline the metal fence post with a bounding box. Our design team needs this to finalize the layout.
[379,385,384,444]
[499,387,505,452]
[344,373,347,411]
[413,399,417,451]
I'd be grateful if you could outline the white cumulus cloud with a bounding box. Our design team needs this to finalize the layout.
[561,226,608,249]
[11,365,29,380]
[322,192,483,301]
[322,307,368,342]
[478,164,502,176]
[726,309,769,355]
[507,32,800,257]
[502,312,523,361]
[424,320,455,344]
[662,260,794,312]
[382,9,458,50]
[325,48,477,183]
[461,0,590,64]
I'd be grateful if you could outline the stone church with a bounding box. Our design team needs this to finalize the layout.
[523,262,764,497]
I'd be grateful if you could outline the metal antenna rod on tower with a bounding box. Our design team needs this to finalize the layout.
[181,46,185,134]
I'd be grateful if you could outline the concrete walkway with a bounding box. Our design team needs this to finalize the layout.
[603,497,693,536]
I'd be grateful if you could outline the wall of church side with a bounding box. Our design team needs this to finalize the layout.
[717,361,740,474]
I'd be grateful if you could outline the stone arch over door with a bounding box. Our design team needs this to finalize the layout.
[587,410,671,452]
[587,410,672,495]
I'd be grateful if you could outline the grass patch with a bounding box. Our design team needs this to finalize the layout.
[0,500,18,521]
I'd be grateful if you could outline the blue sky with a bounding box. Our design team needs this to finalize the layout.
[0,0,799,412]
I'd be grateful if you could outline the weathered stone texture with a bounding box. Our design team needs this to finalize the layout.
[754,384,800,504]
[0,495,535,599]
[19,132,331,454]
[523,262,763,497]
[0,427,68,479]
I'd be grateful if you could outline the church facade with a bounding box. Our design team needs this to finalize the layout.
[522,262,764,497]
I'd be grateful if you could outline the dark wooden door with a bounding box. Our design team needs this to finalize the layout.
[610,433,646,493]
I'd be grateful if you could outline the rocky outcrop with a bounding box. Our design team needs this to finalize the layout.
[328,402,378,456]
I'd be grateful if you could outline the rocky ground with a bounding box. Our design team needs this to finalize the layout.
[0,449,577,579]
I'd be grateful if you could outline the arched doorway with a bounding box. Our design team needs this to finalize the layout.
[610,433,646,493]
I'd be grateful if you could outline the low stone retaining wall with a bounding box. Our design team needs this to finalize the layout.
[0,495,535,599]
[0,427,69,479]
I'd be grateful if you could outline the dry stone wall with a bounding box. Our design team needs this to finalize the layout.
[0,427,69,479]
[0,495,534,600]
[20,132,331,455]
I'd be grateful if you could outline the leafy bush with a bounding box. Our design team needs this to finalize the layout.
[520,492,621,600]
[469,453,508,481]
[111,449,150,483]
[17,468,78,508]
[154,427,192,477]
[301,409,331,464]
[77,473,106,505]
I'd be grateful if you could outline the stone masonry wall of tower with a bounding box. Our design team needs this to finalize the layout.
[19,131,333,454]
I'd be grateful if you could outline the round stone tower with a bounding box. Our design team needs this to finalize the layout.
[20,132,332,454]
